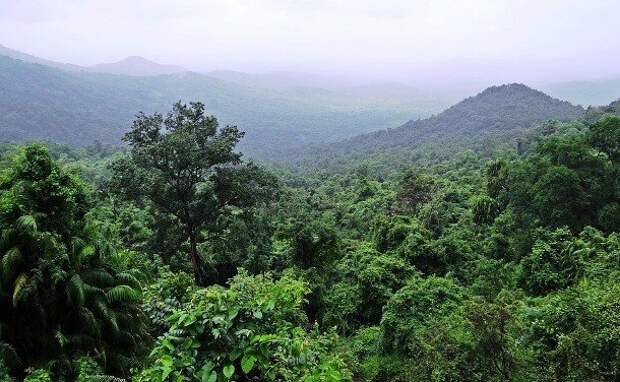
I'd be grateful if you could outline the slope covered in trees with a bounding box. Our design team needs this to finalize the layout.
[287,84,585,172]
[0,53,442,159]
[2,98,620,381]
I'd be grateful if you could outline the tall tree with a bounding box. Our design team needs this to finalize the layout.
[0,145,146,380]
[110,101,244,284]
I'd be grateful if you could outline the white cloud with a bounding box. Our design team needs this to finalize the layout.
[0,0,618,83]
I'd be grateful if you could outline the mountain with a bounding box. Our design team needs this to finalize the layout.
[543,77,620,107]
[289,84,585,169]
[0,44,84,72]
[90,56,186,76]
[0,54,437,159]
[0,44,186,77]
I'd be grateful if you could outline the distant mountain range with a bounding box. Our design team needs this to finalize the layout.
[90,56,186,76]
[0,44,185,76]
[1,44,617,164]
[0,44,84,72]
[0,46,446,159]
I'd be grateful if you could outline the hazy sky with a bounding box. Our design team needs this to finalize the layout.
[1,0,619,85]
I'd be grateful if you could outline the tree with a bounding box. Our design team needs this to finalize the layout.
[587,115,620,164]
[110,101,245,285]
[518,228,581,295]
[137,272,351,382]
[322,243,415,333]
[0,145,147,380]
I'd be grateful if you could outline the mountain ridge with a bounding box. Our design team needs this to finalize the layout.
[0,44,84,72]
[89,56,186,76]
[285,83,585,168]
[0,53,428,159]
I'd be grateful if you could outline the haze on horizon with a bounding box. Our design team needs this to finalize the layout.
[1,0,619,89]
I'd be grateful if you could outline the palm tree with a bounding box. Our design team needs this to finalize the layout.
[0,145,148,380]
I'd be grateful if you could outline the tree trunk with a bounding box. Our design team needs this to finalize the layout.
[188,231,206,286]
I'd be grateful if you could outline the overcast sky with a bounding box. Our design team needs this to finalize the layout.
[1,0,619,86]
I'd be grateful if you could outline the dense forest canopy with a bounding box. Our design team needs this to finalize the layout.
[3,42,620,382]
[3,0,620,378]
[283,84,586,173]
[2,87,620,381]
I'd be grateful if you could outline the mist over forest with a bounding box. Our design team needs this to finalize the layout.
[1,1,620,381]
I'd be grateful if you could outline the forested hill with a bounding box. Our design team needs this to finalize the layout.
[0,53,440,160]
[288,84,585,170]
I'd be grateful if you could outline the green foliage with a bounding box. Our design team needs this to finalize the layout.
[588,115,620,163]
[322,243,415,333]
[520,279,620,381]
[0,146,147,380]
[381,275,467,354]
[142,269,196,336]
[3,89,620,381]
[518,228,581,295]
[111,101,278,285]
[137,271,351,382]
[23,370,51,382]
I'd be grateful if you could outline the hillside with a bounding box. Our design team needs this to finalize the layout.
[0,54,436,159]
[90,56,186,76]
[287,84,585,170]
[0,43,84,72]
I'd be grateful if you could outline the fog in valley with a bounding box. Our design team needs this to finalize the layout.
[3,0,620,98]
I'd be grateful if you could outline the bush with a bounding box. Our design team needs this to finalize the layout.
[322,243,415,333]
[518,228,581,295]
[136,271,351,381]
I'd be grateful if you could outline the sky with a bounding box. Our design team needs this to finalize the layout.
[1,0,619,87]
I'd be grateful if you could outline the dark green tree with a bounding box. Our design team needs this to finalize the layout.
[110,101,245,285]
[588,115,620,164]
[0,145,147,380]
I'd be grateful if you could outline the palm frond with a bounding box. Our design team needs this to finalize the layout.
[114,272,141,289]
[1,247,22,284]
[69,237,90,268]
[106,285,141,304]
[84,284,106,301]
[94,301,119,337]
[67,274,86,307]
[79,307,102,340]
[82,269,115,287]
[12,272,27,306]
[16,215,37,234]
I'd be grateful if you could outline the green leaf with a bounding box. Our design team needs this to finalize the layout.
[160,355,173,379]
[200,362,215,382]
[207,371,217,382]
[16,215,37,233]
[12,272,28,306]
[106,284,141,304]
[241,355,256,374]
[223,364,235,379]
[228,348,242,361]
